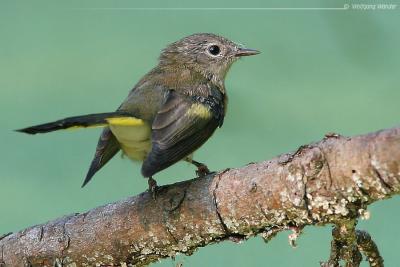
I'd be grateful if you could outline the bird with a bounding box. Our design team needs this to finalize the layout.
[17,33,260,195]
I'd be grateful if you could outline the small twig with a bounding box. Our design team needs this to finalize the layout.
[321,222,384,267]
[321,220,362,267]
[356,230,384,267]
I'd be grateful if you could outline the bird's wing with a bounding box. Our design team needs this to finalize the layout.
[141,90,221,177]
[83,127,120,187]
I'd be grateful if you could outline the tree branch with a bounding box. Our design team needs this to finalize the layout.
[1,127,399,266]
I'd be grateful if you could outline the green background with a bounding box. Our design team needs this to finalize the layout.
[1,1,399,266]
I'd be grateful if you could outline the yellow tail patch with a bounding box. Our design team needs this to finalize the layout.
[67,124,106,130]
[106,117,144,126]
[64,117,144,131]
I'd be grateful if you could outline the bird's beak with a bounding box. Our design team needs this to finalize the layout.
[235,47,260,57]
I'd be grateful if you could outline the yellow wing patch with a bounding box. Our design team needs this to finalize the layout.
[187,103,212,119]
[106,117,145,126]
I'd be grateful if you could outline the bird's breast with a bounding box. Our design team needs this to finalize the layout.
[109,123,152,161]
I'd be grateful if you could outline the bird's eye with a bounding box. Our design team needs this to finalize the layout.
[207,45,221,56]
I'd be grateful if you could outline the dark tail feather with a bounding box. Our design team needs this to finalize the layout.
[16,111,132,135]
[82,127,120,187]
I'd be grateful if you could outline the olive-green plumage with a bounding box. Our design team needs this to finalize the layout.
[17,33,259,190]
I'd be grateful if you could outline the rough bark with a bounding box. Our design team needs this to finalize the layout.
[1,127,400,267]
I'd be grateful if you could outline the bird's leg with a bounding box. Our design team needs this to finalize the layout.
[185,158,211,177]
[147,176,158,199]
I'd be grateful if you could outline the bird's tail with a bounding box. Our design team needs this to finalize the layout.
[17,111,146,187]
[16,111,141,134]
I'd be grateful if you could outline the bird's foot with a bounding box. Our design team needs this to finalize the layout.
[193,162,211,177]
[184,158,211,178]
[147,176,158,200]
[196,164,211,177]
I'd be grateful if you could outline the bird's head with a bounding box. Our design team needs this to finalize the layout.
[159,33,260,83]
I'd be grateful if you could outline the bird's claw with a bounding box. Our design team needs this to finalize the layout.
[185,158,211,178]
[147,177,158,200]
[196,164,211,177]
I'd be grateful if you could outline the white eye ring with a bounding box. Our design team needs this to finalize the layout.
[207,44,221,57]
